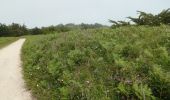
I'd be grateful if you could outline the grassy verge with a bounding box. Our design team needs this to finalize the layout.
[0,37,19,49]
[22,26,170,100]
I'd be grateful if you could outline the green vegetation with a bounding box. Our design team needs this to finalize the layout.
[0,37,18,48]
[128,8,170,26]
[39,23,107,34]
[22,25,170,100]
[110,8,170,28]
[0,23,107,36]
[0,23,29,37]
[1,9,169,36]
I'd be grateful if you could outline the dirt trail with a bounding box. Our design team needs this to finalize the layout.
[0,39,32,100]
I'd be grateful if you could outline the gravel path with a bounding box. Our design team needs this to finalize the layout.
[0,39,33,100]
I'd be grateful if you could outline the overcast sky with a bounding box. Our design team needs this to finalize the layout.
[0,0,169,28]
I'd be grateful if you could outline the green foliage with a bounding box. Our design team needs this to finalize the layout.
[22,26,170,100]
[30,27,44,35]
[0,37,18,48]
[132,83,155,100]
[149,66,170,100]
[0,23,29,37]
[37,23,107,35]
[128,8,170,26]
[109,20,130,28]
[0,23,107,36]
[110,8,170,28]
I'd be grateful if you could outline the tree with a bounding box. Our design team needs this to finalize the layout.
[109,8,170,28]
[109,20,130,28]
[128,8,170,26]
[30,27,43,35]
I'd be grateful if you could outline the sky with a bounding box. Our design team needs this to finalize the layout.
[0,0,169,28]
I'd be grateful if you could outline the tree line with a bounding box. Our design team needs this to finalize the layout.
[1,8,170,36]
[0,23,106,37]
[0,23,29,37]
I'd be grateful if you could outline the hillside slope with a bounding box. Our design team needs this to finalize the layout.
[22,26,170,100]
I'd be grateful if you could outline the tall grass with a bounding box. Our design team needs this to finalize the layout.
[0,37,18,48]
[22,25,170,100]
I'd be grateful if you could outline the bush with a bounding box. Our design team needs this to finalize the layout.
[110,8,170,28]
[0,23,29,36]
[22,25,170,100]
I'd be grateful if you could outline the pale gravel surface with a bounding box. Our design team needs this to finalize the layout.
[0,39,33,100]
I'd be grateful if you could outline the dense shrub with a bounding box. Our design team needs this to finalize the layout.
[110,8,170,28]
[0,23,29,37]
[22,25,170,100]
[128,9,170,26]
[40,23,107,34]
[0,23,107,36]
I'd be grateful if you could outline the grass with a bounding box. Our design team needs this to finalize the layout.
[22,25,170,100]
[0,37,19,49]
